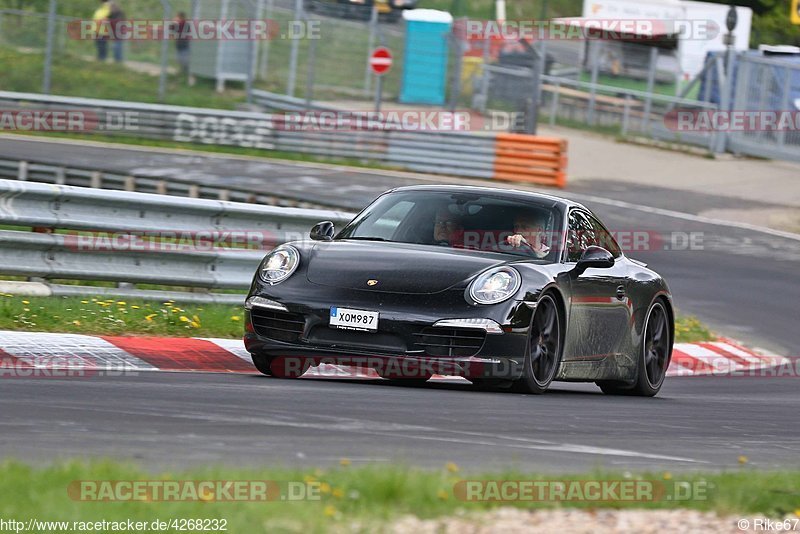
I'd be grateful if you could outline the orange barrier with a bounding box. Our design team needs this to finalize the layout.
[492,133,567,188]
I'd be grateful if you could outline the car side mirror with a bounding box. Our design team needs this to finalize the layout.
[574,246,614,275]
[310,221,335,241]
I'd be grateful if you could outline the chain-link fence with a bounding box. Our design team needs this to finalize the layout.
[255,0,405,102]
[1,2,798,162]
[0,0,406,103]
[727,53,800,162]
[0,0,195,98]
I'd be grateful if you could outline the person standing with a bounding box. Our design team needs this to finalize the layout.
[108,1,125,63]
[92,0,111,61]
[174,11,191,80]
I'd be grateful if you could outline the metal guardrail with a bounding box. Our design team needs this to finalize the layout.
[0,157,341,210]
[0,179,355,299]
[0,91,568,186]
[251,89,337,113]
[0,90,498,180]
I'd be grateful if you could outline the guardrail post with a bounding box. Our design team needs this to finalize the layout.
[304,20,317,109]
[777,70,791,148]
[587,43,599,126]
[189,184,200,198]
[621,95,631,136]
[642,46,658,133]
[158,0,171,102]
[18,161,28,181]
[286,0,303,96]
[156,181,167,195]
[364,4,378,95]
[549,81,559,126]
[90,171,102,188]
[218,189,230,201]
[55,167,66,185]
[124,176,136,192]
[258,0,274,80]
[41,0,56,94]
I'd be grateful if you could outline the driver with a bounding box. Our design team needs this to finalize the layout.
[506,212,550,258]
[433,208,464,247]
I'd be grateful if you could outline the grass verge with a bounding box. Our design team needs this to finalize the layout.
[0,294,714,343]
[0,460,798,531]
[0,46,244,109]
[0,295,244,338]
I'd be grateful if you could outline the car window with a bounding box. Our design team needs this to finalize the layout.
[366,200,415,240]
[336,191,562,261]
[588,214,622,258]
[566,210,597,262]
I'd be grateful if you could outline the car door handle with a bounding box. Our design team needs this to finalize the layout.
[616,285,626,300]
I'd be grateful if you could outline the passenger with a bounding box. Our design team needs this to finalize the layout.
[433,208,464,247]
[506,212,550,258]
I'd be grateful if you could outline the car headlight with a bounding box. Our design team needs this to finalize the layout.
[259,245,299,285]
[468,266,521,305]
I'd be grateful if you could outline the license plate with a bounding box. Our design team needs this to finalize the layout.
[329,307,378,332]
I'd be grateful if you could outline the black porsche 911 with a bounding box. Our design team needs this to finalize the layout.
[243,185,674,396]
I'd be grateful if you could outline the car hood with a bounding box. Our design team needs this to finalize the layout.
[305,240,512,294]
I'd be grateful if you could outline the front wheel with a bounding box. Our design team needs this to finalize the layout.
[251,353,273,376]
[251,354,310,378]
[513,293,562,394]
[598,299,671,397]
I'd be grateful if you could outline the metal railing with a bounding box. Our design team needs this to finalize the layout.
[0,157,340,210]
[539,74,722,151]
[0,179,354,301]
[0,91,499,180]
[727,54,800,163]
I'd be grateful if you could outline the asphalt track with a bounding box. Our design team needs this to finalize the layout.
[1,136,798,354]
[1,136,799,472]
[2,371,799,472]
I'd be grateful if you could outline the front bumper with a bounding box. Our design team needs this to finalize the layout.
[243,288,532,380]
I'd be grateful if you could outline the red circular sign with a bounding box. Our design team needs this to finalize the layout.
[369,47,393,76]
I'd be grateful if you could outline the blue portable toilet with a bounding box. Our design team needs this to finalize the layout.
[400,9,454,105]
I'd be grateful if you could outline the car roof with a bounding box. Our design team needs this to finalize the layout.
[387,184,589,211]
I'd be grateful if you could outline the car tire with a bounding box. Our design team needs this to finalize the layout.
[251,354,310,378]
[597,299,671,397]
[513,293,563,394]
[251,353,274,376]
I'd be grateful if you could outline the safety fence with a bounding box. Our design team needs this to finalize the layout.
[0,179,354,301]
[492,134,567,187]
[726,54,800,163]
[0,157,339,210]
[0,91,569,187]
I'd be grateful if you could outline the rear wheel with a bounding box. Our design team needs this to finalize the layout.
[597,300,671,397]
[513,293,562,394]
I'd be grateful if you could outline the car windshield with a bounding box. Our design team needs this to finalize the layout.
[336,190,563,261]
